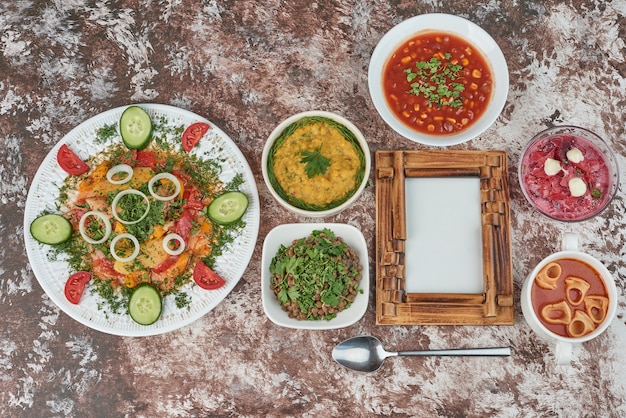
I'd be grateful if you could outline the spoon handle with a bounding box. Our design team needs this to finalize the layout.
[397,347,511,357]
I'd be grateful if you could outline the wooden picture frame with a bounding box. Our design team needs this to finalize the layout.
[375,150,514,325]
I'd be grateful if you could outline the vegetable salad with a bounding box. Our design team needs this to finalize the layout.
[33,109,249,324]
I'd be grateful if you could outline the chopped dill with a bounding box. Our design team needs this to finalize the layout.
[175,291,191,309]
[95,123,118,144]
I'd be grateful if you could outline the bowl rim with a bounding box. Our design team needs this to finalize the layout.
[517,125,620,222]
[261,110,371,217]
[368,13,509,146]
[260,222,369,329]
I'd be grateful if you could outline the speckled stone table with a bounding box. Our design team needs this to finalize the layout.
[2,1,625,417]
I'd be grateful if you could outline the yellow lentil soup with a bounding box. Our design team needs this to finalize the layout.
[267,117,366,211]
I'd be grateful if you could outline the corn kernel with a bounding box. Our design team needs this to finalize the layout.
[402,111,411,118]
[413,104,420,111]
[427,124,435,132]
[433,116,444,121]
[470,82,478,90]
[472,69,482,78]
[420,113,428,119]
[446,117,457,124]
[461,118,469,125]
[401,56,412,64]
[461,58,469,66]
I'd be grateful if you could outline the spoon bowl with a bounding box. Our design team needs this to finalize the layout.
[332,335,511,373]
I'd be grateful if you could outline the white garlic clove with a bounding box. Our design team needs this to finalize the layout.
[543,158,562,176]
[566,147,584,163]
[568,177,587,197]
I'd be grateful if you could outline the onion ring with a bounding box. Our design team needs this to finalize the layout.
[111,189,150,225]
[148,173,181,201]
[110,233,140,263]
[162,233,186,256]
[106,164,134,185]
[78,211,112,245]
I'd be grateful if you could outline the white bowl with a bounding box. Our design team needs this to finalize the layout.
[368,13,509,146]
[261,111,371,217]
[261,223,369,330]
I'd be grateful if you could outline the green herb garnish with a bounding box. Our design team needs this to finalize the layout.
[591,188,602,199]
[300,148,331,178]
[95,123,118,144]
[404,52,465,108]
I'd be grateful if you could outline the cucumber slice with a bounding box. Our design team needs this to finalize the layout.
[128,284,162,325]
[30,214,72,245]
[207,191,249,225]
[119,106,153,149]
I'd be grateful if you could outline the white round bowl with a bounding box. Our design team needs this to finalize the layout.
[368,13,509,146]
[261,111,371,217]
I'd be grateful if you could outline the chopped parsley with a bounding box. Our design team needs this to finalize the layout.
[300,148,331,178]
[95,123,118,144]
[404,52,465,108]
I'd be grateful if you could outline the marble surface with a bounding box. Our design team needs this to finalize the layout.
[1,1,625,416]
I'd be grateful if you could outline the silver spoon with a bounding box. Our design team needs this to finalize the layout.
[332,335,511,373]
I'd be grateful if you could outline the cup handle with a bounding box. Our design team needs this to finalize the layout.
[562,232,579,251]
[555,341,573,365]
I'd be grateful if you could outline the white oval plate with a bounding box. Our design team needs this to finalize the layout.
[24,104,260,336]
[368,13,509,146]
[261,223,369,330]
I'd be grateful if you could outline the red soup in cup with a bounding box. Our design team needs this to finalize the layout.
[531,257,610,338]
[518,125,619,221]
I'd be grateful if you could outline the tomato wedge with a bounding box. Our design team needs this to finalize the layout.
[64,271,92,304]
[193,260,225,290]
[181,122,210,152]
[57,144,90,175]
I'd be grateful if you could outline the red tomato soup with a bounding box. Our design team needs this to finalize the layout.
[520,134,613,221]
[383,31,493,135]
[531,258,609,338]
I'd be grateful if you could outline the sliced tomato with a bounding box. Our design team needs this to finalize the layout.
[172,209,195,241]
[92,256,124,282]
[57,144,89,175]
[152,255,180,274]
[181,122,210,152]
[64,271,92,304]
[182,184,205,210]
[193,260,225,290]
[135,149,157,169]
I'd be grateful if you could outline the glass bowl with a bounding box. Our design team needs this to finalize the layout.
[518,125,619,222]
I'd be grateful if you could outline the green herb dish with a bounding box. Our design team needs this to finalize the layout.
[261,223,369,329]
[262,111,371,217]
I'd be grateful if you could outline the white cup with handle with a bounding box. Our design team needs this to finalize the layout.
[521,233,617,365]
